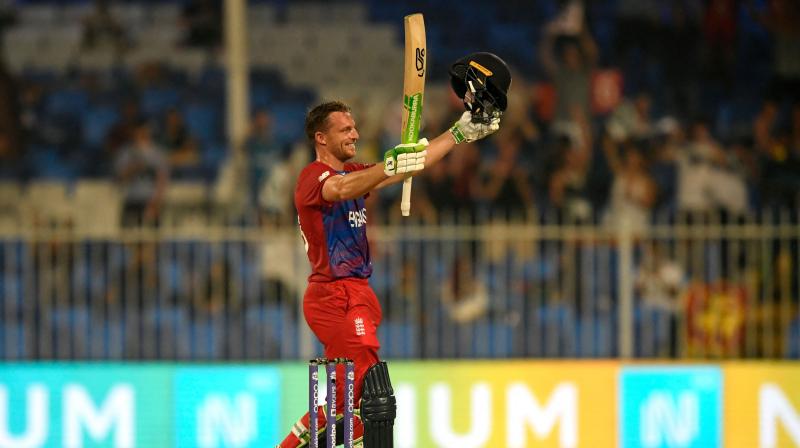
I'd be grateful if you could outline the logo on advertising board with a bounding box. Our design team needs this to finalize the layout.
[725,364,800,448]
[386,361,618,448]
[0,364,170,448]
[620,366,722,448]
[174,367,280,448]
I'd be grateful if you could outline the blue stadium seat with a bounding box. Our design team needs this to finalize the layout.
[634,306,674,358]
[183,102,220,145]
[159,258,188,300]
[0,323,31,359]
[243,303,297,358]
[29,145,78,181]
[271,101,309,147]
[189,317,226,360]
[378,321,419,358]
[788,317,800,359]
[472,321,513,358]
[47,305,91,358]
[90,315,126,360]
[83,105,119,149]
[202,143,228,181]
[250,84,275,111]
[141,87,181,116]
[45,88,89,117]
[531,304,578,357]
[142,305,191,359]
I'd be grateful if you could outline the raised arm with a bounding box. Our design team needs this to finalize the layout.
[321,164,391,202]
[376,111,502,189]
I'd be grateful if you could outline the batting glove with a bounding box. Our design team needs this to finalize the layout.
[450,111,501,144]
[384,138,428,176]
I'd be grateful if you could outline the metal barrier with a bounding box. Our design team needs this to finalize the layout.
[1,211,798,361]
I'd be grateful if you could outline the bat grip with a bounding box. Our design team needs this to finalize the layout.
[401,177,413,216]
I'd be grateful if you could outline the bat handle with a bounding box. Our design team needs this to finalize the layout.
[401,177,413,217]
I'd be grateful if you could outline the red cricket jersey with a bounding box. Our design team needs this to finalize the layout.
[294,161,373,282]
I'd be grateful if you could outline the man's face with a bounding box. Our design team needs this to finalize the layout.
[319,111,359,162]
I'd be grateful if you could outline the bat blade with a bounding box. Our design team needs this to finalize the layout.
[400,13,426,217]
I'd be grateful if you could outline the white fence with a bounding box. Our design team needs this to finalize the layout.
[1,211,798,361]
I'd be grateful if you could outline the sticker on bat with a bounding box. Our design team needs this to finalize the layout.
[416,48,425,76]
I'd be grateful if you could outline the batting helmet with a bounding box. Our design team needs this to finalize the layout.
[449,52,511,122]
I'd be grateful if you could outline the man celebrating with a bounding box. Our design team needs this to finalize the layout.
[277,100,500,447]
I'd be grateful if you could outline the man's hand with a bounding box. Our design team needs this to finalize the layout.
[450,111,501,144]
[384,138,428,176]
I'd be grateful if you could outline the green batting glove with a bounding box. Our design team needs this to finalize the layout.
[450,111,502,144]
[384,138,429,176]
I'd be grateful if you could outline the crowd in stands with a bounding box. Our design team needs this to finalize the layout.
[0,0,800,225]
[0,0,798,228]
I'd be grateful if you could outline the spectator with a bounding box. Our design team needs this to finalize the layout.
[539,2,598,125]
[158,108,200,169]
[19,80,45,147]
[474,131,534,217]
[548,136,592,221]
[753,99,780,155]
[677,119,748,215]
[444,141,481,217]
[106,100,142,155]
[547,110,593,221]
[414,152,456,223]
[81,0,128,54]
[180,0,223,49]
[115,121,169,227]
[602,136,657,234]
[606,91,654,144]
[759,108,800,209]
[243,109,283,213]
[649,117,684,211]
[441,257,489,324]
[635,244,685,356]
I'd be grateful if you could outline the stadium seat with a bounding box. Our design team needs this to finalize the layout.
[141,87,181,116]
[183,102,220,145]
[47,305,91,359]
[270,102,309,147]
[244,304,292,358]
[142,305,191,360]
[379,321,419,358]
[90,315,126,360]
[0,322,31,360]
[189,316,226,360]
[788,318,800,359]
[472,321,513,358]
[45,88,89,118]
[83,105,120,149]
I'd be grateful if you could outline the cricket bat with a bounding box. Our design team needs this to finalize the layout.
[400,13,426,217]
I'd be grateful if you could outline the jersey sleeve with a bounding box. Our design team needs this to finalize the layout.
[344,162,375,172]
[296,162,335,208]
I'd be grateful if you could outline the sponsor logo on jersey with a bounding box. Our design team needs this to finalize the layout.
[348,208,367,228]
[354,317,366,336]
